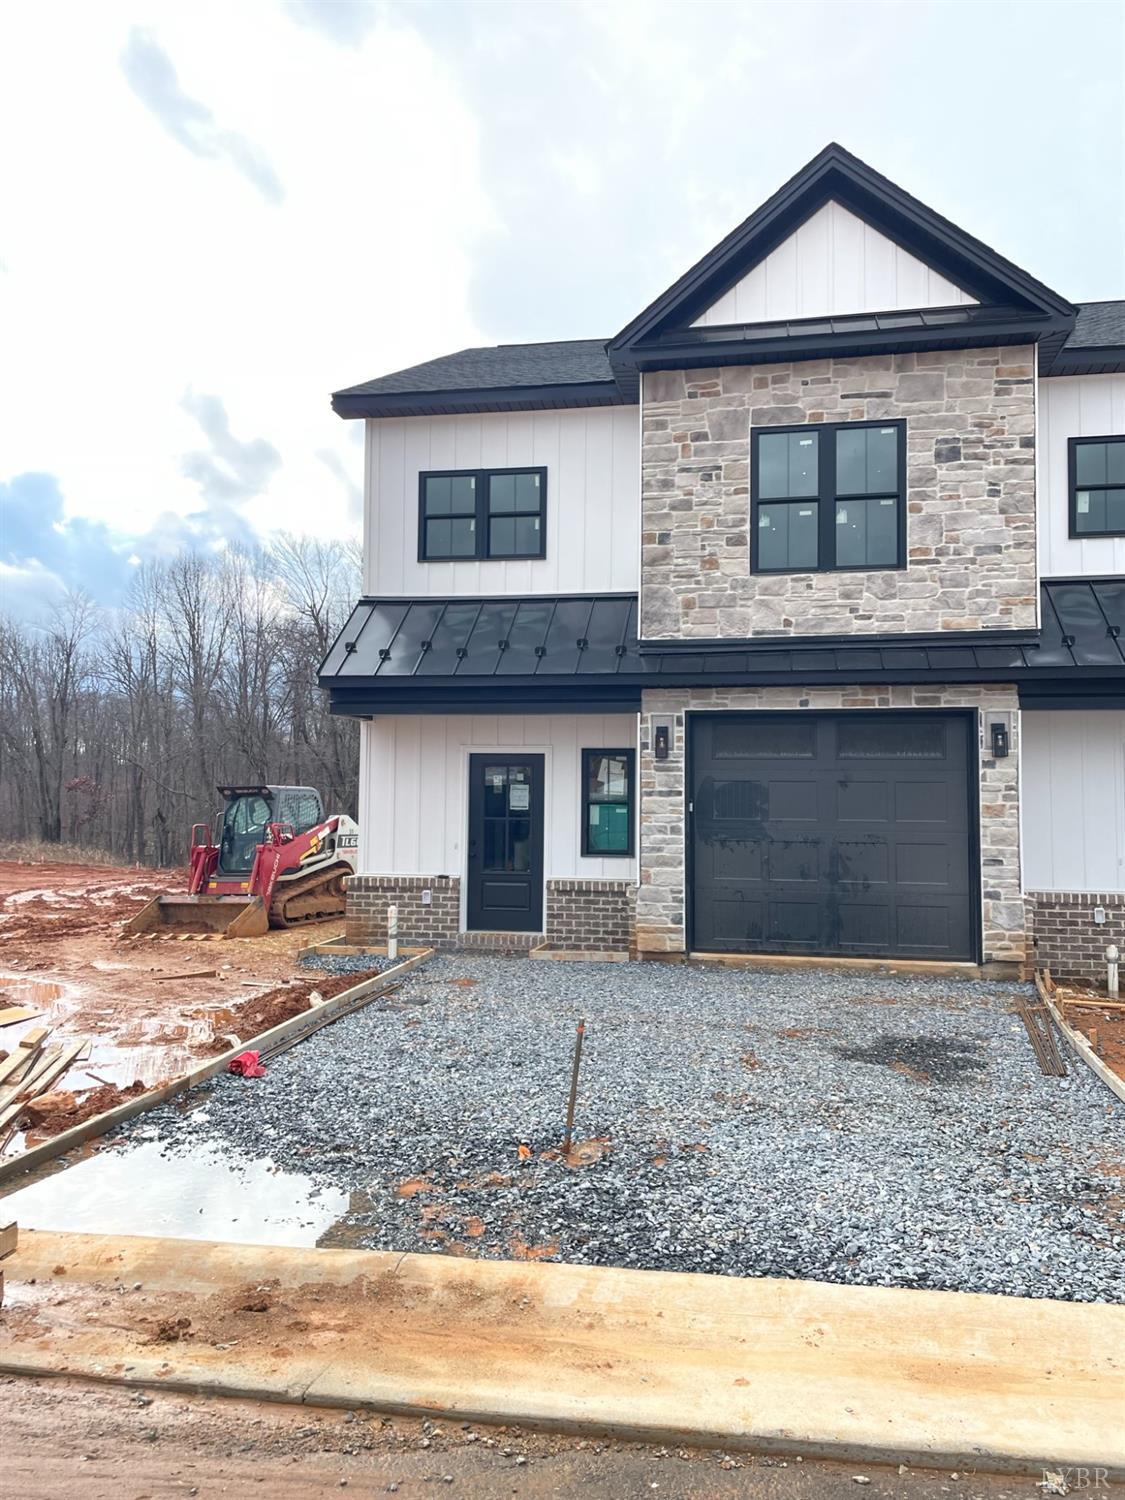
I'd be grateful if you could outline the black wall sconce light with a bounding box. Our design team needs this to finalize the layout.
[653,721,671,760]
[989,715,1011,759]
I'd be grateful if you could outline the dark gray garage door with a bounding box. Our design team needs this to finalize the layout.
[690,713,976,960]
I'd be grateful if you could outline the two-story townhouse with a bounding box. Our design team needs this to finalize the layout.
[320,144,1125,982]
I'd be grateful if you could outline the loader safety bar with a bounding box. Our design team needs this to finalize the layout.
[190,823,212,848]
[267,822,295,845]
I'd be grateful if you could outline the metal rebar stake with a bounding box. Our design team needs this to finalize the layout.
[563,1019,586,1156]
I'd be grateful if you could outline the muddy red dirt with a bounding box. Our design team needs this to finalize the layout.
[1053,981,1125,1087]
[0,857,350,1143]
[2,1373,1071,1500]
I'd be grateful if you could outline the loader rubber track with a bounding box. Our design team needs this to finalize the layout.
[269,863,350,929]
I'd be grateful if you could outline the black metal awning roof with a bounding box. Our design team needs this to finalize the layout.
[319,581,1125,715]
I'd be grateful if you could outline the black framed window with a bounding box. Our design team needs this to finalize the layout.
[1069,436,1125,538]
[419,468,546,561]
[581,748,634,857]
[751,420,906,573]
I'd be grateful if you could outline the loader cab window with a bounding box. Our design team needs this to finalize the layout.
[277,789,322,834]
[219,794,272,874]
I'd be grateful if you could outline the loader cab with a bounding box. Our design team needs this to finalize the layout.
[215,785,324,876]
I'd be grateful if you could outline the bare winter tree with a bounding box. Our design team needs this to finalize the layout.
[0,542,360,866]
[0,595,96,842]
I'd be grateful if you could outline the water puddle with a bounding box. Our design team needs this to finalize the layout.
[0,1133,349,1248]
[0,977,67,1007]
[0,970,214,1093]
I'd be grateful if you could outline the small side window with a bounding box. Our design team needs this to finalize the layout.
[581,749,634,857]
[1069,437,1125,538]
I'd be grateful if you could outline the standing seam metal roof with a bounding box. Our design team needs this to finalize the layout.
[320,581,1125,686]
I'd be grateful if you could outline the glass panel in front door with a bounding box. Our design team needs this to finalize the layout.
[481,763,532,872]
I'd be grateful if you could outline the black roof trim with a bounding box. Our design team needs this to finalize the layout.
[1041,303,1125,375]
[319,581,1125,716]
[1044,349,1125,378]
[614,311,1054,396]
[332,381,625,419]
[611,144,1074,361]
[644,624,1041,656]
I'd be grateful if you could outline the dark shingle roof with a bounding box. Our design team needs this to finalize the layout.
[334,339,613,399]
[1067,301,1125,349]
[332,300,1125,419]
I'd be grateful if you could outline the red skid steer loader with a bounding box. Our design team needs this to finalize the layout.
[125,785,360,939]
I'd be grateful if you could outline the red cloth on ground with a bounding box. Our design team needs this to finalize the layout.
[229,1050,266,1077]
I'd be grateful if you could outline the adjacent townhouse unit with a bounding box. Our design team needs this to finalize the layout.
[321,144,1125,981]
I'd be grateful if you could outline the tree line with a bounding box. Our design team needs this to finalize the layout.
[0,537,361,867]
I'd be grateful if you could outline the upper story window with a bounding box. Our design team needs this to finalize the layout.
[418,468,546,561]
[1069,437,1125,539]
[751,419,906,574]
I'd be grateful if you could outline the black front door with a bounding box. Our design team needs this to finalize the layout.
[467,755,545,932]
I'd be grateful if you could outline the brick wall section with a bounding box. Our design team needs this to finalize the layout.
[345,875,460,948]
[546,879,636,953]
[640,346,1036,640]
[1028,892,1125,984]
[636,685,1024,967]
[346,875,640,953]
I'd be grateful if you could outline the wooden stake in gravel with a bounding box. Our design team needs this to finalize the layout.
[563,1020,586,1157]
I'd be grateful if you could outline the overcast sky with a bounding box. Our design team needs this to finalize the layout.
[2,0,1123,617]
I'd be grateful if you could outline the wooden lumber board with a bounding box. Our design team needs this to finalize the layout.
[0,1046,62,1111]
[297,937,430,960]
[18,1027,50,1051]
[0,1040,46,1090]
[0,947,434,1184]
[1036,971,1125,1106]
[152,969,217,983]
[0,1008,41,1028]
[0,1223,16,1259]
[1058,996,1125,1013]
[0,1042,85,1133]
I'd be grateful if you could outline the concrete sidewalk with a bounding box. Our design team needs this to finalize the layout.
[0,1229,1121,1476]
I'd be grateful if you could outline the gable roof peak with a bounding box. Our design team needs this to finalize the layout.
[611,143,1074,355]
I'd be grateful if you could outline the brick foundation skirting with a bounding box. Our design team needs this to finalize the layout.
[546,879,637,953]
[1028,891,1125,984]
[345,875,639,955]
[345,875,461,949]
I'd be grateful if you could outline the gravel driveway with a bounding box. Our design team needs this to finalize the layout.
[135,955,1125,1303]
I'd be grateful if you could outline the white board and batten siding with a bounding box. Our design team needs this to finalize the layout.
[358,714,638,892]
[692,200,977,328]
[1038,374,1125,578]
[1021,710,1125,894]
[364,406,639,597]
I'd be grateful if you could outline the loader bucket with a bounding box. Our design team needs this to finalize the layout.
[123,894,270,939]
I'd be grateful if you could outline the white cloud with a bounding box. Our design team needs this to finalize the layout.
[0,0,492,557]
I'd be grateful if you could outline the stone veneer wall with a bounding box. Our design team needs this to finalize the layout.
[640,346,1036,639]
[636,685,1024,967]
[345,875,460,948]
[1028,892,1125,984]
[546,879,636,952]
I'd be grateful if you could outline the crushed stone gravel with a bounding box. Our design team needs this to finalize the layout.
[297,952,401,977]
[124,955,1125,1302]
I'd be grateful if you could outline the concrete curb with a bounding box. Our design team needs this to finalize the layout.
[1,1230,1122,1476]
